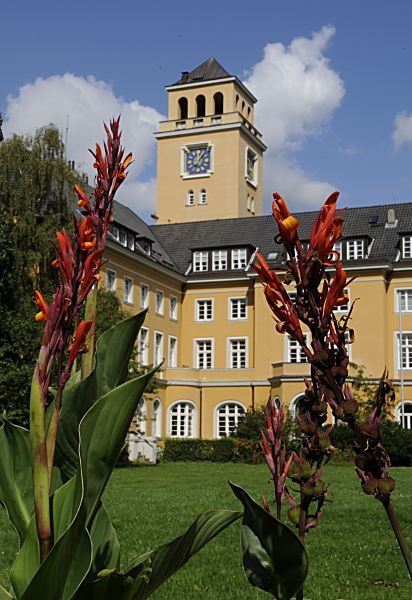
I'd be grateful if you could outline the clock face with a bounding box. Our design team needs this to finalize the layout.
[185,146,211,176]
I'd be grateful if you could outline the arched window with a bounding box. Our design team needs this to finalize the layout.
[397,401,412,429]
[199,189,207,205]
[241,100,245,114]
[169,401,196,438]
[273,396,281,410]
[178,97,188,119]
[136,398,147,435]
[187,189,194,206]
[152,398,162,437]
[196,95,206,117]
[214,92,224,115]
[290,395,308,418]
[247,106,251,120]
[235,94,239,108]
[216,402,246,438]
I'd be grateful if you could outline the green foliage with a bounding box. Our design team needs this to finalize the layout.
[230,482,308,599]
[163,438,237,462]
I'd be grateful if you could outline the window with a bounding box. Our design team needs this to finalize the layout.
[124,276,133,304]
[187,189,194,206]
[138,327,149,365]
[170,295,178,320]
[136,398,146,434]
[214,92,224,115]
[347,240,364,260]
[332,241,342,257]
[397,402,412,429]
[196,299,213,321]
[152,398,162,437]
[216,402,245,438]
[127,234,135,251]
[251,197,255,214]
[246,148,258,185]
[169,402,195,438]
[195,339,213,369]
[137,238,151,255]
[229,338,248,369]
[178,97,188,119]
[230,297,247,320]
[398,333,412,369]
[168,336,178,367]
[111,226,119,240]
[193,251,208,272]
[196,94,205,117]
[140,283,149,309]
[154,331,164,365]
[402,236,412,259]
[247,195,251,211]
[397,289,412,312]
[334,288,349,312]
[231,248,247,269]
[287,335,308,363]
[199,189,207,205]
[155,290,164,315]
[106,269,116,292]
[212,250,227,271]
[119,230,127,247]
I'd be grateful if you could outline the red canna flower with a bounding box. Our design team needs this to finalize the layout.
[272,192,300,257]
[73,184,91,212]
[79,216,96,251]
[68,320,93,363]
[34,291,49,322]
[52,229,75,285]
[308,191,343,263]
[323,262,347,318]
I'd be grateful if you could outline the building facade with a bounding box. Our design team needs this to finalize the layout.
[101,59,412,442]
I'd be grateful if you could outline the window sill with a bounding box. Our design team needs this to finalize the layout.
[124,300,134,306]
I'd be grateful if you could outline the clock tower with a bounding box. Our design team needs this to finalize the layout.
[155,58,266,224]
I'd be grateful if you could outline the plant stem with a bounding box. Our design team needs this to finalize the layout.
[81,285,97,379]
[383,498,412,579]
[295,500,307,600]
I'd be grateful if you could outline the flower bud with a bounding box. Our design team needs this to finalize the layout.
[377,477,395,494]
[287,506,301,526]
[361,478,379,495]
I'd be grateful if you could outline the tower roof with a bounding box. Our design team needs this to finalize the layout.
[172,57,231,85]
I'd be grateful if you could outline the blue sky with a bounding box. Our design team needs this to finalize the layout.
[2,0,412,219]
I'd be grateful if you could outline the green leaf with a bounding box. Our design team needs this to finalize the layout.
[55,311,147,482]
[229,482,308,600]
[71,570,132,600]
[124,509,241,600]
[0,584,13,599]
[0,420,33,544]
[89,503,120,574]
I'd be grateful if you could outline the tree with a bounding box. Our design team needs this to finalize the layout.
[0,126,82,425]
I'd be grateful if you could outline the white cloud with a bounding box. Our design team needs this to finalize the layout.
[4,74,163,216]
[244,25,345,211]
[393,112,412,150]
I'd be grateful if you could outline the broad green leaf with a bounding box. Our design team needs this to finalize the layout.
[10,518,40,598]
[72,570,132,600]
[89,503,120,574]
[55,311,146,482]
[0,420,33,544]
[0,584,13,599]
[230,482,308,600]
[94,310,147,398]
[124,509,241,600]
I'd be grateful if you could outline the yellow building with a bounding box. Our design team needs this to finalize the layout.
[102,58,412,443]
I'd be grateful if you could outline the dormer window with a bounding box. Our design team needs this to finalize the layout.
[111,226,119,240]
[212,250,227,271]
[402,236,412,259]
[231,248,247,270]
[119,230,127,247]
[136,237,152,255]
[347,239,364,260]
[127,234,135,251]
[193,251,208,272]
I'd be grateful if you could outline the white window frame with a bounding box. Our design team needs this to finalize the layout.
[140,283,149,309]
[395,331,412,371]
[193,251,208,272]
[347,239,364,260]
[199,189,207,205]
[138,327,149,366]
[231,248,247,270]
[402,236,412,259]
[154,331,164,365]
[168,401,197,438]
[136,398,147,434]
[119,230,127,247]
[155,289,164,315]
[127,233,135,251]
[168,336,178,368]
[227,337,248,369]
[229,297,247,320]
[212,250,227,271]
[286,334,309,363]
[334,288,350,313]
[111,226,119,240]
[187,189,195,206]
[106,268,116,292]
[170,295,178,320]
[396,401,412,429]
[124,276,133,304]
[395,288,412,313]
[194,338,214,369]
[152,398,162,438]
[195,298,214,321]
[245,147,258,187]
[214,401,246,438]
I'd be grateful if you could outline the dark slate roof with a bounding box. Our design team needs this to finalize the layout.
[172,57,231,85]
[151,202,412,275]
[111,201,177,270]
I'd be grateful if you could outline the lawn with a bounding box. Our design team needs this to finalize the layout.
[0,462,411,599]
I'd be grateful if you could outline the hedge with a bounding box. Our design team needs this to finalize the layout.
[163,438,237,462]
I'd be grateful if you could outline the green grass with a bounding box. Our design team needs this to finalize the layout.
[0,463,411,599]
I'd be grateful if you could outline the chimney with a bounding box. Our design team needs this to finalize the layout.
[385,208,397,228]
[181,71,189,82]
